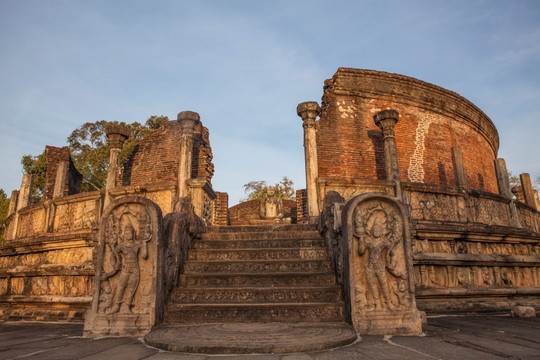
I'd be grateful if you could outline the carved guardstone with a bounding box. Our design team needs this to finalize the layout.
[84,196,163,337]
[342,193,422,335]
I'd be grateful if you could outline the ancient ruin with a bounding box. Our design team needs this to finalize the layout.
[1,68,538,351]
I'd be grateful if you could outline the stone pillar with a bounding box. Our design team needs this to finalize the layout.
[494,158,512,198]
[7,190,19,217]
[373,110,400,182]
[53,161,69,198]
[297,101,321,219]
[520,173,539,210]
[17,174,33,210]
[494,158,521,227]
[451,146,467,188]
[104,124,130,207]
[177,111,200,199]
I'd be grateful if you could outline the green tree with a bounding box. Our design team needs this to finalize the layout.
[22,115,169,194]
[242,176,295,201]
[0,189,10,242]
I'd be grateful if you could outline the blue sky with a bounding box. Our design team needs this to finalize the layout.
[1,0,539,204]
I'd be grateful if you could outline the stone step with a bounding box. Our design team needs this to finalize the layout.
[193,238,325,249]
[183,259,332,274]
[169,286,342,304]
[187,248,329,261]
[201,230,321,241]
[206,224,317,234]
[179,273,337,288]
[163,303,345,323]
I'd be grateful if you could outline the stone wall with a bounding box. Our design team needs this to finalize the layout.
[317,68,499,193]
[229,199,297,225]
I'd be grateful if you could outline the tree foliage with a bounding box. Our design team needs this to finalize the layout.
[22,115,169,195]
[242,176,295,201]
[0,189,10,242]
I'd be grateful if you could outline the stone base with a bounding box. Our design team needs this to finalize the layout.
[144,322,357,354]
[353,309,423,335]
[84,312,153,337]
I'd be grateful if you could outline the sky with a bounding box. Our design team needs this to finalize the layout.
[0,0,539,205]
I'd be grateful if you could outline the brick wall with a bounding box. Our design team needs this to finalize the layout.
[296,189,307,222]
[122,120,214,186]
[43,146,82,200]
[317,68,499,193]
[229,199,297,225]
[213,191,229,226]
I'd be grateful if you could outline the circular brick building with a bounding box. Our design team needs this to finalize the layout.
[317,68,499,193]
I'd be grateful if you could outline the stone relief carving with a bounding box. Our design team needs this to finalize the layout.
[163,197,204,298]
[84,196,162,337]
[318,191,345,285]
[343,192,422,335]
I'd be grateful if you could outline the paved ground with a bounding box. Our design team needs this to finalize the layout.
[0,315,539,359]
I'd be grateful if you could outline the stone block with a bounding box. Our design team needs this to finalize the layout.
[510,305,536,318]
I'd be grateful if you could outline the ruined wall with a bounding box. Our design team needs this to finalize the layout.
[317,68,499,193]
[213,192,229,226]
[121,121,214,186]
[229,199,297,225]
[43,146,82,200]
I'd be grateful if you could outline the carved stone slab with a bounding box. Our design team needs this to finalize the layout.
[84,196,163,337]
[342,193,422,335]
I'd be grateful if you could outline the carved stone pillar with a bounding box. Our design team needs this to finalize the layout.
[297,101,321,219]
[104,124,130,207]
[451,146,467,188]
[373,110,400,183]
[177,111,200,199]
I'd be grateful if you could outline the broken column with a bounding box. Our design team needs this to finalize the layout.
[52,161,69,198]
[7,190,19,217]
[104,124,130,207]
[297,101,321,219]
[494,158,521,227]
[520,173,539,211]
[17,174,33,210]
[177,111,200,199]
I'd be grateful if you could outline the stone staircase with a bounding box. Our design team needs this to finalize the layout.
[164,224,346,324]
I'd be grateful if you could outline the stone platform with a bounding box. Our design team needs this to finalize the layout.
[144,322,357,354]
[1,316,540,359]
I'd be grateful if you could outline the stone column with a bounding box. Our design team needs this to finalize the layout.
[520,173,539,210]
[451,146,467,188]
[494,158,511,198]
[297,101,321,219]
[177,111,200,199]
[17,174,33,210]
[53,161,69,198]
[104,124,130,207]
[373,110,400,182]
[7,190,19,217]
[494,158,521,227]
